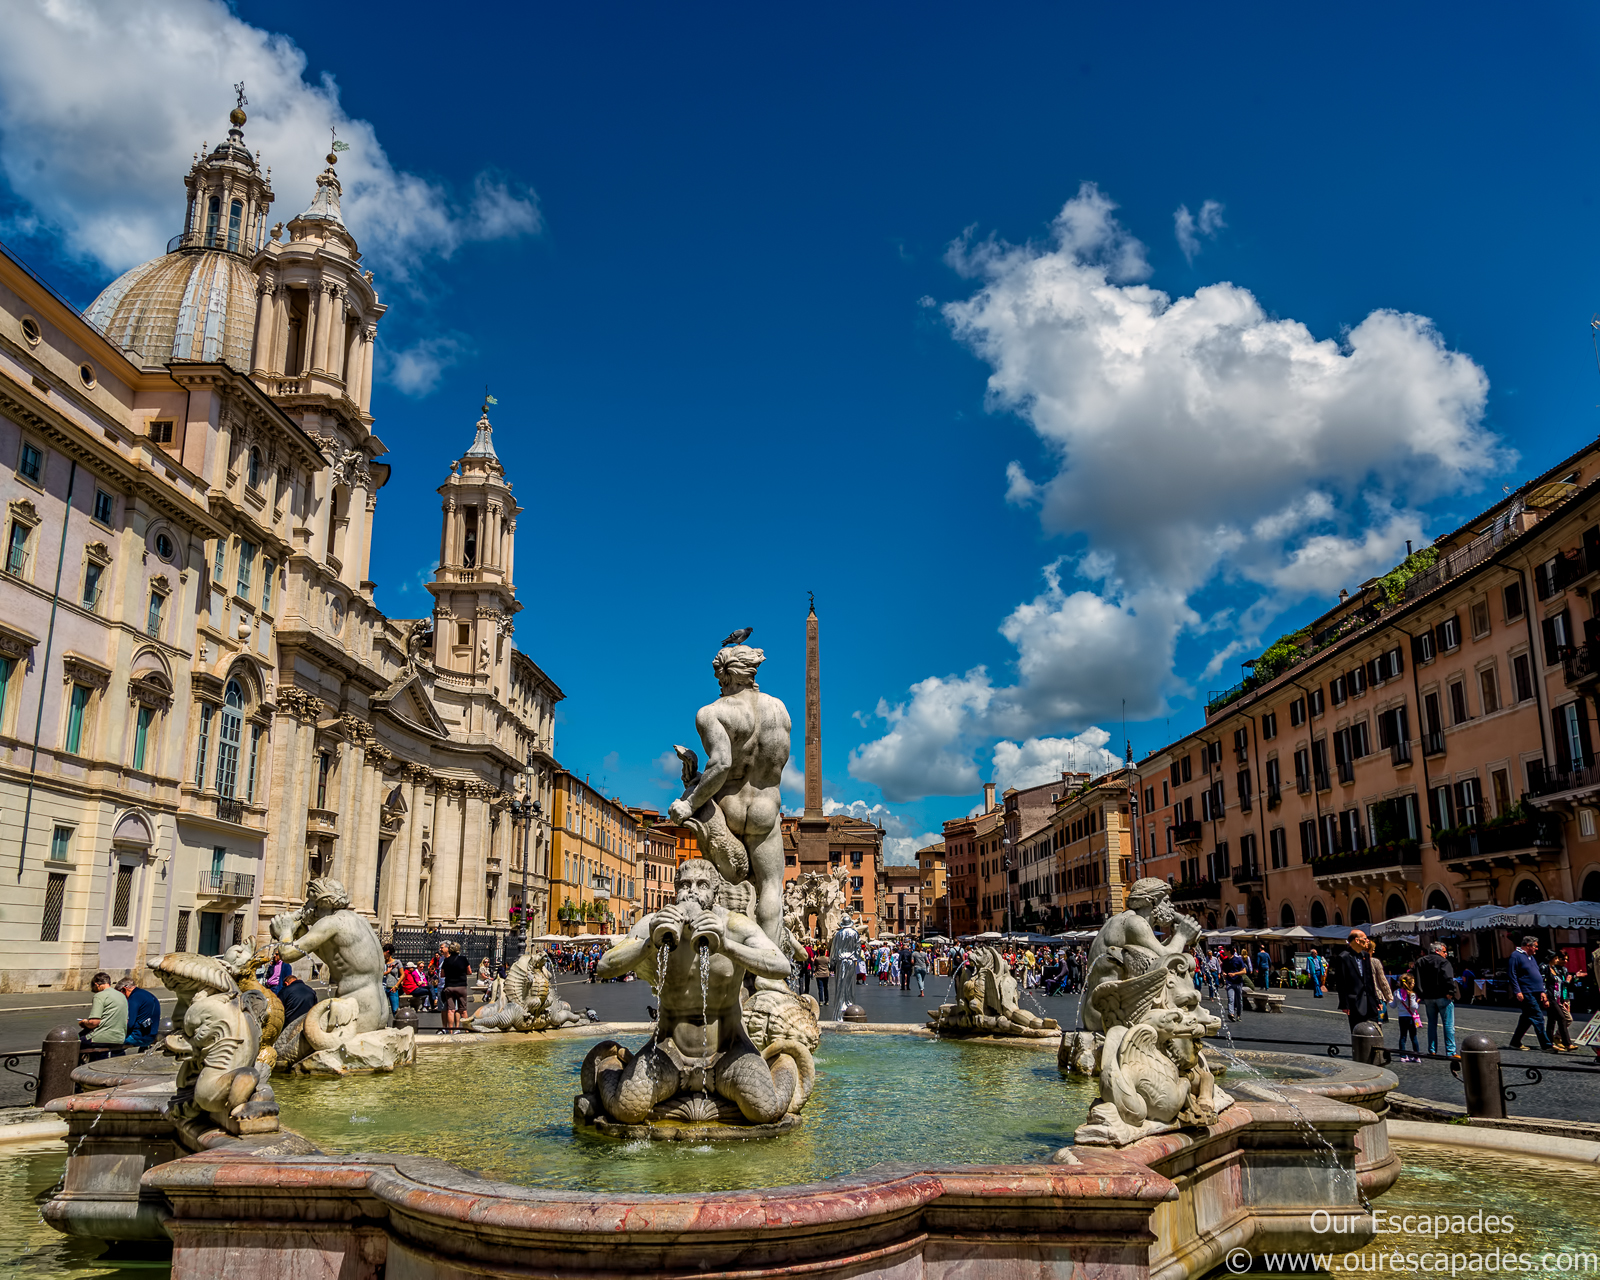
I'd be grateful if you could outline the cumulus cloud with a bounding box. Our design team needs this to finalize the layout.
[0,0,540,281]
[381,333,469,398]
[781,756,806,799]
[991,730,1125,793]
[821,799,940,866]
[851,182,1504,802]
[1174,199,1226,263]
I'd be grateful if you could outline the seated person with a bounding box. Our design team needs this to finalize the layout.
[278,973,319,1025]
[117,973,162,1050]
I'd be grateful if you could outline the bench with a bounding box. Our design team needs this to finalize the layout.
[1242,991,1287,1013]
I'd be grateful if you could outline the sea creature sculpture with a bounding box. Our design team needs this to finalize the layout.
[1065,878,1234,1146]
[466,947,587,1032]
[219,937,285,1066]
[925,946,1059,1038]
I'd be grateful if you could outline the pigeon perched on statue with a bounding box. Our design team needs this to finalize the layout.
[721,627,753,647]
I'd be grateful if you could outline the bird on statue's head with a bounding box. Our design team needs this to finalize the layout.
[721,627,753,648]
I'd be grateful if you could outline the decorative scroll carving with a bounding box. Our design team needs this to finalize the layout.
[61,655,111,690]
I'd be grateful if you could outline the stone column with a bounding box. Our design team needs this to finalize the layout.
[350,743,385,918]
[399,766,431,923]
[250,275,275,375]
[429,782,463,926]
[263,689,319,915]
[344,321,362,398]
[359,326,376,412]
[504,517,516,589]
[304,283,323,376]
[459,786,488,926]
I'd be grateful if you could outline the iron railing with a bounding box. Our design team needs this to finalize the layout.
[1436,819,1563,861]
[1171,878,1221,903]
[1231,862,1264,887]
[1311,842,1422,878]
[1173,820,1203,845]
[1561,643,1598,688]
[215,796,245,824]
[386,925,526,970]
[1391,739,1413,766]
[199,869,256,898]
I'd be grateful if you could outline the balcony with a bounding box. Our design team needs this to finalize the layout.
[1311,841,1422,880]
[1390,738,1413,767]
[199,869,256,899]
[1231,862,1264,888]
[1436,818,1563,863]
[1422,731,1446,757]
[1172,820,1203,846]
[1295,773,1311,795]
[1171,878,1221,904]
[214,796,245,825]
[1561,643,1599,689]
[1529,758,1600,800]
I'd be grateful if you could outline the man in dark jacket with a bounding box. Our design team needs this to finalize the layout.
[1508,935,1552,1051]
[279,974,319,1026]
[1333,930,1382,1032]
[1413,941,1457,1056]
[116,974,163,1052]
[898,944,913,992]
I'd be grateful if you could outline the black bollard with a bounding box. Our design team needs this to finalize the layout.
[1457,1033,1504,1119]
[37,1025,82,1106]
[1351,1020,1386,1066]
[393,1006,420,1034]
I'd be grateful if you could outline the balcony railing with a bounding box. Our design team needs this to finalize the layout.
[1561,643,1599,689]
[1295,773,1311,795]
[1171,878,1221,903]
[1311,841,1422,878]
[1231,862,1264,887]
[1529,758,1600,799]
[1172,820,1203,846]
[1390,738,1413,766]
[214,796,245,824]
[199,869,256,898]
[1422,731,1446,757]
[1436,818,1563,862]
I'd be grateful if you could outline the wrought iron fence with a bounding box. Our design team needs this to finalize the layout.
[386,925,526,970]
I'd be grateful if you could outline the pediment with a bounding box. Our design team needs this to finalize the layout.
[375,673,450,738]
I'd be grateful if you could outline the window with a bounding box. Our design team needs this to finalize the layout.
[1261,711,1277,740]
[0,654,12,723]
[246,724,264,803]
[1299,819,1317,863]
[214,539,227,582]
[261,560,274,613]
[1501,580,1525,621]
[195,704,213,787]
[149,421,174,444]
[316,752,331,808]
[227,200,242,253]
[1309,687,1324,717]
[20,315,41,345]
[204,195,221,245]
[1455,778,1481,828]
[50,826,71,862]
[82,561,103,610]
[1478,668,1500,715]
[1469,600,1490,639]
[1438,614,1461,652]
[1512,653,1533,703]
[132,705,153,771]
[1541,610,1572,666]
[1415,629,1436,663]
[1331,674,1347,706]
[64,683,90,754]
[6,521,30,578]
[1161,780,1169,805]
[78,362,95,390]
[146,591,164,639]
[110,864,134,930]
[1294,748,1311,791]
[92,488,114,524]
[1350,666,1366,697]
[248,448,262,490]
[39,873,66,943]
[457,623,471,646]
[18,442,42,482]
[1350,720,1371,758]
[1289,697,1305,727]
[1555,701,1592,771]
[1269,826,1288,869]
[237,541,255,597]
[1582,809,1598,839]
[1449,680,1469,725]
[1492,768,1511,818]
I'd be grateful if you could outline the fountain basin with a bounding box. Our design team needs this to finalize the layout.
[44,1032,1401,1279]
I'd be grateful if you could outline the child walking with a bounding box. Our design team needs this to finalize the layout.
[1393,974,1421,1061]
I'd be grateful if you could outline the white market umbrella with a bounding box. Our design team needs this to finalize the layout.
[1436,905,1518,932]
[973,931,1003,940]
[1270,925,1316,940]
[1523,900,1600,929]
[1368,910,1448,938]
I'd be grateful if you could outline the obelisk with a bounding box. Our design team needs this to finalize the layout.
[804,598,823,819]
[797,596,829,871]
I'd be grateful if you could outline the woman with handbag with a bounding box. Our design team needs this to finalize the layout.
[1544,956,1575,1051]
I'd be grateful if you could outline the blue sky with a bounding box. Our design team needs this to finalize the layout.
[4,2,1600,859]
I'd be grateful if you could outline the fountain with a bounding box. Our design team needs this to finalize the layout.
[38,631,1408,1278]
[925,944,1060,1038]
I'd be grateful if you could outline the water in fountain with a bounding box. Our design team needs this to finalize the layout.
[697,942,712,1103]
[1203,979,1367,1210]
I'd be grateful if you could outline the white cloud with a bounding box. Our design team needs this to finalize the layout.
[820,798,939,866]
[381,334,469,398]
[991,731,1124,793]
[0,0,541,281]
[1174,199,1226,263]
[851,183,1505,803]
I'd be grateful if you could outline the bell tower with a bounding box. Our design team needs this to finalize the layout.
[426,402,522,686]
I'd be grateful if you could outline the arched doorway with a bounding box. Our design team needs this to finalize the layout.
[1385,893,1408,920]
[1224,910,1237,927]
[1205,911,1217,929]
[1349,898,1371,926]
[1513,879,1543,906]
[1426,889,1452,911]
[1310,900,1328,927]
[1248,896,1267,928]
[1280,902,1297,927]
[1582,870,1600,901]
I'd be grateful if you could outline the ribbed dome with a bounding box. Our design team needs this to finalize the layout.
[86,248,257,370]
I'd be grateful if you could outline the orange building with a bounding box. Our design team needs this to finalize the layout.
[780,814,884,927]
[916,842,947,936]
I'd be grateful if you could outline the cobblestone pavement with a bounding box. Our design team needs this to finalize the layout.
[3,974,1594,1119]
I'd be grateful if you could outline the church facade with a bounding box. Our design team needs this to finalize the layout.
[0,104,560,990]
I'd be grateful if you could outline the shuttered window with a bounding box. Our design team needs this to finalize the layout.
[39,873,66,943]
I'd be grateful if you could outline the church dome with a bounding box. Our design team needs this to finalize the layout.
[86,248,258,369]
